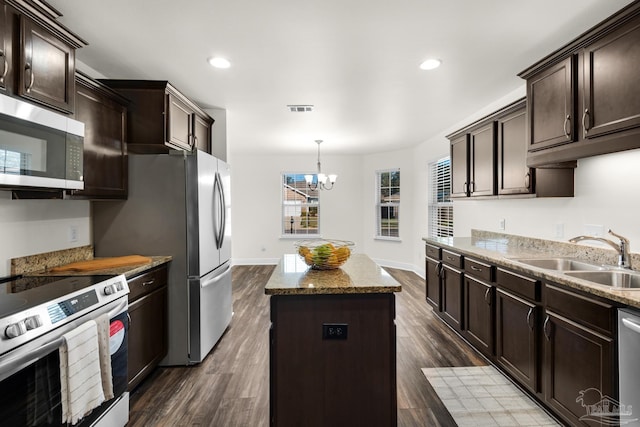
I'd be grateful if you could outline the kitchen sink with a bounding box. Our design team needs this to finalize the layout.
[565,271,640,290]
[511,257,606,271]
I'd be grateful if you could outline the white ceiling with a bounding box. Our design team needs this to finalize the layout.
[48,0,634,156]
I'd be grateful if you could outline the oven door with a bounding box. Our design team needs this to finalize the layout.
[0,298,128,426]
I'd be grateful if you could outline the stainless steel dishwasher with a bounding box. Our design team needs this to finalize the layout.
[619,309,640,425]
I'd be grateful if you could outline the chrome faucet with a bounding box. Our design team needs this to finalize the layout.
[569,229,631,269]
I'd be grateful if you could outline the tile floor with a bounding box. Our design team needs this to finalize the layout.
[421,366,561,426]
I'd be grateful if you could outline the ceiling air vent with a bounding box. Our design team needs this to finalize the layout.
[287,105,314,112]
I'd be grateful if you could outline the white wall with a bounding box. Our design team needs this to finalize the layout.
[454,149,640,244]
[229,152,363,264]
[0,194,91,276]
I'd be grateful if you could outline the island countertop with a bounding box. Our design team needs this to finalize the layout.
[265,253,402,295]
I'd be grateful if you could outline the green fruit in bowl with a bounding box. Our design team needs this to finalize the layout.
[313,244,333,265]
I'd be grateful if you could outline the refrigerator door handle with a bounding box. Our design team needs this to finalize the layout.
[218,171,227,250]
[212,172,222,249]
[201,264,231,289]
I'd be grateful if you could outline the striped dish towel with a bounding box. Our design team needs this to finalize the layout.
[95,313,113,400]
[59,320,105,425]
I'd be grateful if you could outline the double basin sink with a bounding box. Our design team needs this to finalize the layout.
[511,257,640,291]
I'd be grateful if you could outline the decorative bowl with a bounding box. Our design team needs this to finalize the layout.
[295,239,355,270]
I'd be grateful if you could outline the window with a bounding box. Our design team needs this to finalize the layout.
[282,173,320,236]
[376,169,400,239]
[428,157,453,237]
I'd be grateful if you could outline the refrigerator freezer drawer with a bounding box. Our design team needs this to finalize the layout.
[188,263,233,363]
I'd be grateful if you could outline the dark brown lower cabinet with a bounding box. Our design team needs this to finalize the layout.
[543,311,615,425]
[425,256,441,310]
[495,288,539,393]
[270,293,396,427]
[127,264,168,391]
[463,276,493,356]
[441,264,463,331]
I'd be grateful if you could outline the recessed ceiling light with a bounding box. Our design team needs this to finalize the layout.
[420,58,442,71]
[208,57,231,69]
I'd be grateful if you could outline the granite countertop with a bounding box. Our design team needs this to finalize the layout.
[265,253,402,296]
[11,245,171,280]
[423,231,640,309]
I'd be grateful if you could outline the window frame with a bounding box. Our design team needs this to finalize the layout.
[375,168,401,241]
[428,157,454,238]
[281,172,321,239]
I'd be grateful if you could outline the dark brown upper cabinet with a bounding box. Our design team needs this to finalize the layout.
[469,122,497,197]
[0,1,85,112]
[0,2,11,92]
[526,56,576,152]
[582,16,640,140]
[450,134,469,198]
[520,1,640,167]
[68,72,128,200]
[497,102,532,195]
[99,80,214,154]
[18,17,75,112]
[449,98,573,199]
[449,121,497,199]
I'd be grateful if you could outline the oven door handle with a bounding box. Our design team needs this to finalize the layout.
[0,336,65,381]
[108,299,127,318]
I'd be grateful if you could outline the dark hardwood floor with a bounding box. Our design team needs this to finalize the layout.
[128,264,485,426]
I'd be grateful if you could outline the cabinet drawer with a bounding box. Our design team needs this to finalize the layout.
[545,284,615,336]
[425,244,441,260]
[128,265,168,302]
[442,250,463,268]
[465,258,493,282]
[496,268,540,301]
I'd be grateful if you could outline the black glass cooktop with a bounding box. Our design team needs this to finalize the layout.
[0,275,116,319]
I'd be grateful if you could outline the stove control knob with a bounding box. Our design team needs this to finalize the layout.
[24,315,42,330]
[104,284,118,295]
[116,282,125,291]
[5,320,27,339]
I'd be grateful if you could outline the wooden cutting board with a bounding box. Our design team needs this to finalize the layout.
[49,255,152,273]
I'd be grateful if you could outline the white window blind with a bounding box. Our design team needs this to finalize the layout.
[282,173,320,236]
[428,158,453,238]
[376,169,400,239]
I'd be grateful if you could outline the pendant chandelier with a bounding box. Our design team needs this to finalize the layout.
[304,140,337,191]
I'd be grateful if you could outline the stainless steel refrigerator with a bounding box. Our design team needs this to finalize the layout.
[93,150,232,366]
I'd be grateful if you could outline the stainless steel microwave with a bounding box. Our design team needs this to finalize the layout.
[0,93,84,190]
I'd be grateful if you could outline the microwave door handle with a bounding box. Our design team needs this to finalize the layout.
[0,336,64,382]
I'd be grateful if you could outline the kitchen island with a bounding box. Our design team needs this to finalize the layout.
[265,254,401,427]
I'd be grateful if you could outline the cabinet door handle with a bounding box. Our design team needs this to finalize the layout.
[0,51,7,81]
[435,262,443,278]
[192,135,198,150]
[25,62,35,92]
[543,315,551,340]
[524,172,531,189]
[484,287,491,306]
[470,181,475,193]
[463,182,468,194]
[582,108,590,137]
[526,307,534,330]
[142,279,155,286]
[563,114,571,139]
